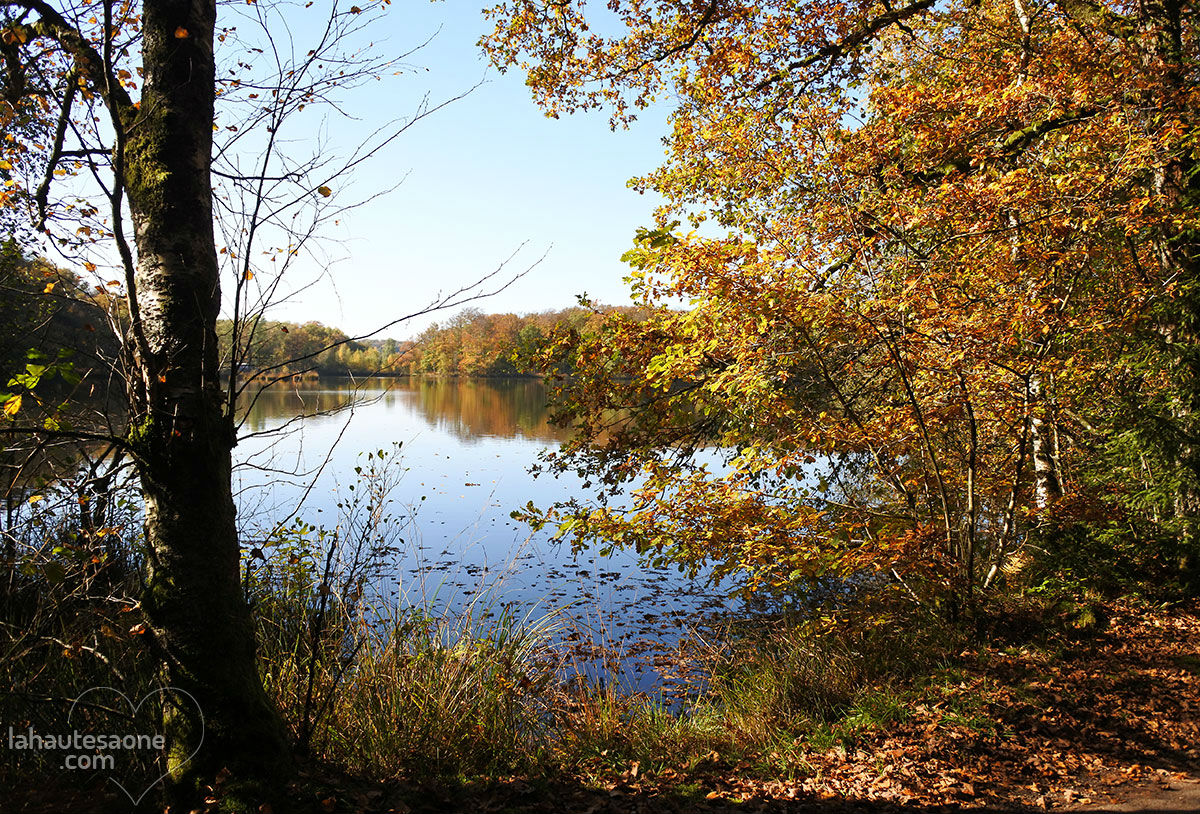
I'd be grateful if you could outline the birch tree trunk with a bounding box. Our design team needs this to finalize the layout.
[1029,374,1063,512]
[120,0,290,804]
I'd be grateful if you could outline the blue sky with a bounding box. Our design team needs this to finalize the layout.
[245,1,670,339]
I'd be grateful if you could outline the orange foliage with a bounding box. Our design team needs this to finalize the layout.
[487,0,1200,607]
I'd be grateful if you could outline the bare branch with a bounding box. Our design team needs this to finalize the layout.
[754,0,937,92]
[33,65,77,230]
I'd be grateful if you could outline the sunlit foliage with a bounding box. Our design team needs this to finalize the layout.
[486,0,1200,610]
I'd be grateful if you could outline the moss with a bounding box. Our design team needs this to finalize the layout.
[125,412,155,453]
[121,99,173,207]
[144,569,175,610]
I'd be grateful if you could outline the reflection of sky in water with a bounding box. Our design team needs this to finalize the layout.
[233,379,740,691]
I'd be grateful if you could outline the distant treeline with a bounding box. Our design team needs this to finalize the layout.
[220,306,649,379]
[1,239,646,389]
[404,306,648,377]
[217,317,392,378]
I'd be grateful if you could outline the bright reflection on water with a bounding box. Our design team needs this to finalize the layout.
[232,378,736,689]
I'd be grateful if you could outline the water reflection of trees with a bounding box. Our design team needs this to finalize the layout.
[410,379,569,443]
[239,378,570,443]
[239,384,368,435]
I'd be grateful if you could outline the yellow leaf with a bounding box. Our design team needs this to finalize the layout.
[43,281,56,294]
[3,394,21,417]
[316,185,332,198]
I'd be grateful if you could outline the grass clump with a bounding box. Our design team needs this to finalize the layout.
[325,604,559,777]
[699,605,955,745]
[247,446,571,779]
[547,676,737,774]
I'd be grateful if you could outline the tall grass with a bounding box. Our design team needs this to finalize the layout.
[250,520,957,782]
[533,604,956,775]
[324,602,559,776]
[2,442,966,796]
[701,607,954,742]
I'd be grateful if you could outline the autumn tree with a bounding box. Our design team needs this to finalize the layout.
[485,0,1198,609]
[0,0,506,806]
[0,0,295,804]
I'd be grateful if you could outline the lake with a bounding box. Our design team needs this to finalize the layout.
[233,377,738,688]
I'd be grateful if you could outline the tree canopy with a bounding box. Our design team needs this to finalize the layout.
[485,0,1200,609]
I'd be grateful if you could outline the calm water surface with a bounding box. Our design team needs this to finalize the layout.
[232,378,737,684]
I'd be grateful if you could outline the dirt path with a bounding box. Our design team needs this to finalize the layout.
[1070,777,1200,811]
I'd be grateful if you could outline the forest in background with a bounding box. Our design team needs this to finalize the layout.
[217,305,649,379]
[0,241,120,422]
[2,240,634,387]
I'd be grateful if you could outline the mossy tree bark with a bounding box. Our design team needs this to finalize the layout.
[117,0,291,806]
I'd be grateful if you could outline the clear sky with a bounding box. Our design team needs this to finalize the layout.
[236,1,670,340]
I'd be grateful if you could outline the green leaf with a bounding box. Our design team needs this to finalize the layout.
[41,561,66,586]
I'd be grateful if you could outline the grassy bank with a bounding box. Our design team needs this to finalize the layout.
[2,471,1196,813]
[258,591,1196,814]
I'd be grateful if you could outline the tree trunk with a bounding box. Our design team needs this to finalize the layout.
[121,0,290,805]
[1030,374,1063,512]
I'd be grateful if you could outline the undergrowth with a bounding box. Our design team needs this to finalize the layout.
[1,443,1130,808]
